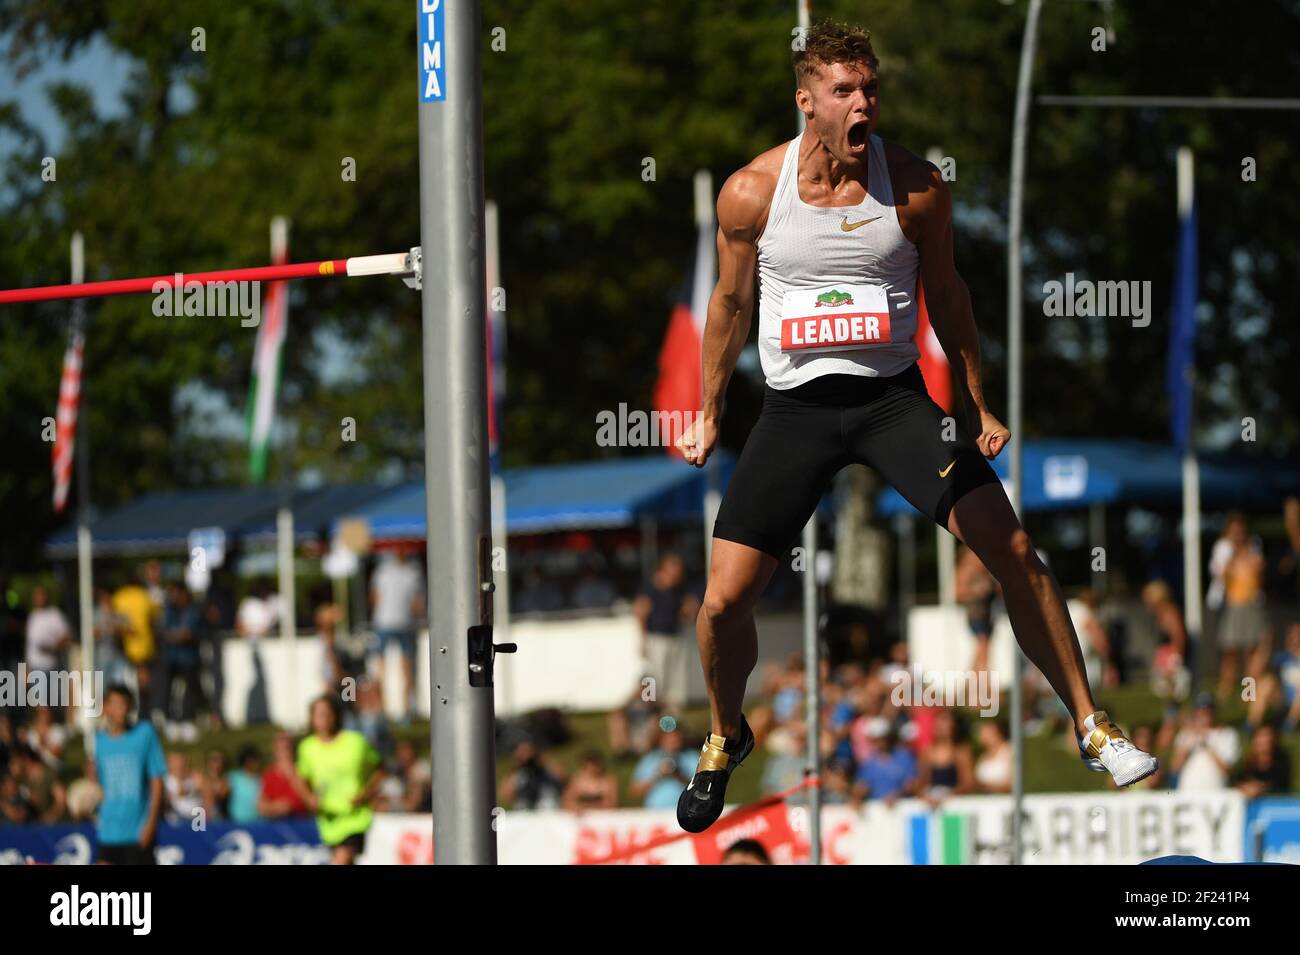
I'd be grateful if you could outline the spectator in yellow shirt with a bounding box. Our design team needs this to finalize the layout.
[112,568,160,714]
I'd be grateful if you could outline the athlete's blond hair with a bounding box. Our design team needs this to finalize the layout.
[793,19,879,87]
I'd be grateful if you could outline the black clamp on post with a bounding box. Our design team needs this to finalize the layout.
[467,625,516,687]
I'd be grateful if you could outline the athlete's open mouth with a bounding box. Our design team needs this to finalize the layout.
[847,120,869,153]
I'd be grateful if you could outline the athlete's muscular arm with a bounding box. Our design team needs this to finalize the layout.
[678,168,771,468]
[912,165,1011,460]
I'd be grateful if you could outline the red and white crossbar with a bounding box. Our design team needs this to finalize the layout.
[0,249,420,305]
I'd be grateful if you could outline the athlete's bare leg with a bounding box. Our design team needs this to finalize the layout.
[696,539,780,740]
[948,482,1097,735]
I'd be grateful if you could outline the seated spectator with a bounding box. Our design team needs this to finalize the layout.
[17,746,66,824]
[0,715,14,780]
[65,777,103,822]
[917,708,973,805]
[1234,725,1292,798]
[1172,694,1239,791]
[771,654,805,724]
[500,740,567,810]
[28,705,67,775]
[852,722,918,806]
[202,749,232,820]
[562,751,618,811]
[1252,620,1300,732]
[259,731,309,818]
[163,751,203,825]
[0,771,32,826]
[628,726,695,809]
[721,839,772,864]
[227,745,264,824]
[974,718,1013,794]
[821,758,854,806]
[377,739,432,812]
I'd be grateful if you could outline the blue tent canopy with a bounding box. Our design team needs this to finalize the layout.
[874,439,1300,518]
[45,483,399,559]
[46,487,279,558]
[346,453,739,541]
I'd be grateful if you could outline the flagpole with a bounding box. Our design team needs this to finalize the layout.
[695,170,721,572]
[486,198,513,716]
[71,232,96,752]
[1006,0,1043,868]
[795,0,823,867]
[271,216,296,644]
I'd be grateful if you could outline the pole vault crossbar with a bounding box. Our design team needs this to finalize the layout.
[0,248,421,305]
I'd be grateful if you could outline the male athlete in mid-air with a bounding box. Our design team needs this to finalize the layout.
[674,20,1157,833]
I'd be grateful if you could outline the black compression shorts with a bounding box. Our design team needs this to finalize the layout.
[712,363,1001,559]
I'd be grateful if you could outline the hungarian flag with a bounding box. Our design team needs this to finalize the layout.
[246,219,290,482]
[52,308,85,512]
[653,209,715,458]
[914,276,952,413]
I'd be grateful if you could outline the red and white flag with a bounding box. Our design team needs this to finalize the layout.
[52,327,84,512]
[653,207,715,458]
[914,276,952,413]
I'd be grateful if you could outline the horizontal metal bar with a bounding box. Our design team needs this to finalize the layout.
[0,251,415,305]
[1038,94,1300,111]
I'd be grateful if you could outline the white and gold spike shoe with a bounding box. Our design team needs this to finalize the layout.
[1077,710,1158,787]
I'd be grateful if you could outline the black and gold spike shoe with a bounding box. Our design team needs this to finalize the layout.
[676,715,755,833]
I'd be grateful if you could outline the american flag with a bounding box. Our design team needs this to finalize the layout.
[52,306,86,513]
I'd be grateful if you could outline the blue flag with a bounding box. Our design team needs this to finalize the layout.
[1167,195,1197,450]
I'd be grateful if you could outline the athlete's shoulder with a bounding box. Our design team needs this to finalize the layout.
[882,139,946,201]
[883,139,950,243]
[718,141,789,235]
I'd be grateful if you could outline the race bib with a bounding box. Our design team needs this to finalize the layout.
[780,283,892,353]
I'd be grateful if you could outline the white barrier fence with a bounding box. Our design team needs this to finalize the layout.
[217,611,809,728]
[359,790,1245,865]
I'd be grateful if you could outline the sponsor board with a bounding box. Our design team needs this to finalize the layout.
[0,820,327,865]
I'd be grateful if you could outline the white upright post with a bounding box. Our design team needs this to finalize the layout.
[71,232,96,750]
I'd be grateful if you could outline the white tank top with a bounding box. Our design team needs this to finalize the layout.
[756,133,920,389]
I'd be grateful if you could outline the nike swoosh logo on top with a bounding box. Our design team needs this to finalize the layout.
[938,461,956,478]
[840,215,883,232]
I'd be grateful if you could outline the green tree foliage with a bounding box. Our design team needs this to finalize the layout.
[1,0,1297,573]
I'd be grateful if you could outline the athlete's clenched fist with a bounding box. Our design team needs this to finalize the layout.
[676,416,718,468]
